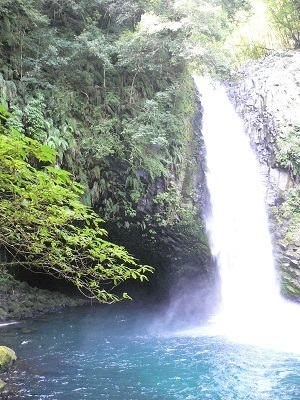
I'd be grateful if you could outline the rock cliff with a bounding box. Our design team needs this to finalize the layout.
[228,50,300,300]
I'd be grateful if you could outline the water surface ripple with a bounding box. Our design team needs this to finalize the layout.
[1,306,300,399]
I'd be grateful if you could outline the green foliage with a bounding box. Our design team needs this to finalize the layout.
[272,182,300,242]
[0,0,49,79]
[23,96,47,141]
[232,37,271,65]
[44,121,77,164]
[5,104,24,133]
[171,0,246,76]
[0,270,16,285]
[272,183,300,298]
[264,0,300,49]
[221,0,251,22]
[0,0,237,284]
[0,109,153,302]
[153,185,209,255]
[276,125,300,177]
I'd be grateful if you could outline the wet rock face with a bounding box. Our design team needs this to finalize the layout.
[228,51,300,300]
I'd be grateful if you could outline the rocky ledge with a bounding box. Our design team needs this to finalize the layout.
[0,274,86,321]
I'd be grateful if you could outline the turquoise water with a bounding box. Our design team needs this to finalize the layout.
[1,305,300,399]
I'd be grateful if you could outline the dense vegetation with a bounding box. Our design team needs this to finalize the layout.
[0,105,153,302]
[0,0,253,299]
[0,0,299,304]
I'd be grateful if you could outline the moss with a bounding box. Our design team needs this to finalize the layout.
[0,346,16,372]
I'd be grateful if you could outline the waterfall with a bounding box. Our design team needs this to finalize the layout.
[194,76,300,353]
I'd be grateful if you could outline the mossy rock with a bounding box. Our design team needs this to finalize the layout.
[0,346,17,372]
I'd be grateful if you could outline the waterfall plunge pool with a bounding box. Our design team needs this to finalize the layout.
[1,305,300,399]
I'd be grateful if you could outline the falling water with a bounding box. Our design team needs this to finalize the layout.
[194,76,300,353]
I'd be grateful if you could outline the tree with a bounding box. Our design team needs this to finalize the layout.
[264,0,300,49]
[0,106,153,302]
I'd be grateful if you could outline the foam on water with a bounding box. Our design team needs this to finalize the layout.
[0,321,18,327]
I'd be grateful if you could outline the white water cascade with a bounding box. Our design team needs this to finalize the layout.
[194,76,300,353]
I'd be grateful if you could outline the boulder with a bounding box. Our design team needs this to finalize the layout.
[0,346,17,372]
